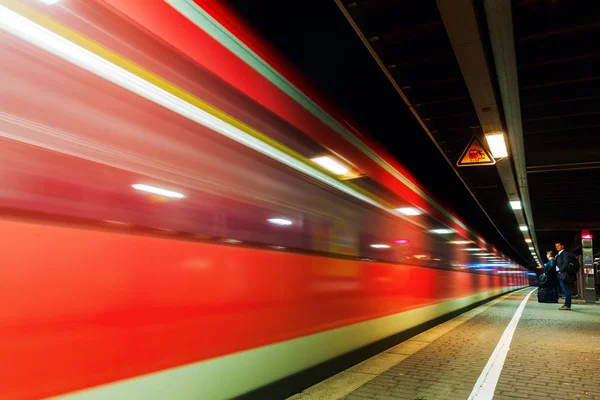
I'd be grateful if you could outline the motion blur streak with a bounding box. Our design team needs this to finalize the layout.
[103,0,484,241]
[0,1,428,229]
[0,1,528,399]
[0,219,523,399]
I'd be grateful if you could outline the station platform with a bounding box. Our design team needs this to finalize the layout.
[288,288,600,400]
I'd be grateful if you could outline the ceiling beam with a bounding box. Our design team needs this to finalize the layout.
[482,0,541,264]
[527,161,600,174]
[437,0,537,266]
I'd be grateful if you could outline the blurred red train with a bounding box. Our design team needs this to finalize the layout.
[0,1,527,399]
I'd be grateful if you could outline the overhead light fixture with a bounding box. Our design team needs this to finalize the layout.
[268,218,293,226]
[311,156,349,176]
[394,239,410,244]
[38,0,61,4]
[430,229,454,234]
[464,248,486,252]
[525,239,532,243]
[485,133,508,158]
[448,240,474,245]
[397,207,423,216]
[371,244,390,249]
[519,225,528,231]
[510,201,522,210]
[132,184,184,199]
[582,234,593,239]
[528,247,534,250]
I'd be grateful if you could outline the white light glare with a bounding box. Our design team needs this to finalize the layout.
[430,229,454,235]
[370,244,391,249]
[268,218,293,226]
[525,238,532,243]
[519,225,528,231]
[39,0,61,5]
[448,240,474,245]
[510,201,522,210]
[397,207,423,216]
[528,247,534,250]
[485,133,508,158]
[132,184,184,199]
[311,156,349,175]
[464,248,486,252]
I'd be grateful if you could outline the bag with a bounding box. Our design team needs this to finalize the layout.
[538,273,548,287]
[567,254,580,274]
[537,287,551,303]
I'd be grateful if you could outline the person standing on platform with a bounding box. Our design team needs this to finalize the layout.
[543,250,559,303]
[555,241,573,310]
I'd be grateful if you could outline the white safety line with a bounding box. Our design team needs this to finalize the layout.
[468,288,536,400]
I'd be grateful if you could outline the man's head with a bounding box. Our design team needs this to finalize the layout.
[555,241,565,252]
[546,250,554,259]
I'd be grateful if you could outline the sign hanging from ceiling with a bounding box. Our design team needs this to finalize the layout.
[456,136,496,167]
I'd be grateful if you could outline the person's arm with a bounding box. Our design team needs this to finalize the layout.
[543,261,551,274]
[557,253,568,273]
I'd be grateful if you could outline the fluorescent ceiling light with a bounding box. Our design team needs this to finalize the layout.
[370,244,390,249]
[464,248,486,251]
[132,184,184,198]
[430,229,454,234]
[38,0,61,4]
[485,133,508,158]
[510,201,522,210]
[528,247,534,250]
[397,207,422,216]
[311,156,349,175]
[448,240,474,245]
[268,218,292,226]
[519,225,528,231]
[394,239,409,244]
[525,238,532,243]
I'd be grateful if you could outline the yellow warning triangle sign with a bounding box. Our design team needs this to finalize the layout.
[456,136,496,167]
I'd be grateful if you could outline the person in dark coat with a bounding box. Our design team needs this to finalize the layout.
[543,250,559,303]
[555,241,574,310]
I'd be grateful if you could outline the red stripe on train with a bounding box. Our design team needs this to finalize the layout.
[0,220,517,398]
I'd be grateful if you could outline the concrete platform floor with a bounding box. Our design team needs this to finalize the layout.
[288,288,600,400]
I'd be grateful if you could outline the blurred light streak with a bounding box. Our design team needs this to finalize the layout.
[267,218,292,226]
[132,184,185,199]
[311,156,349,175]
[430,229,454,234]
[370,244,390,249]
[396,207,422,216]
